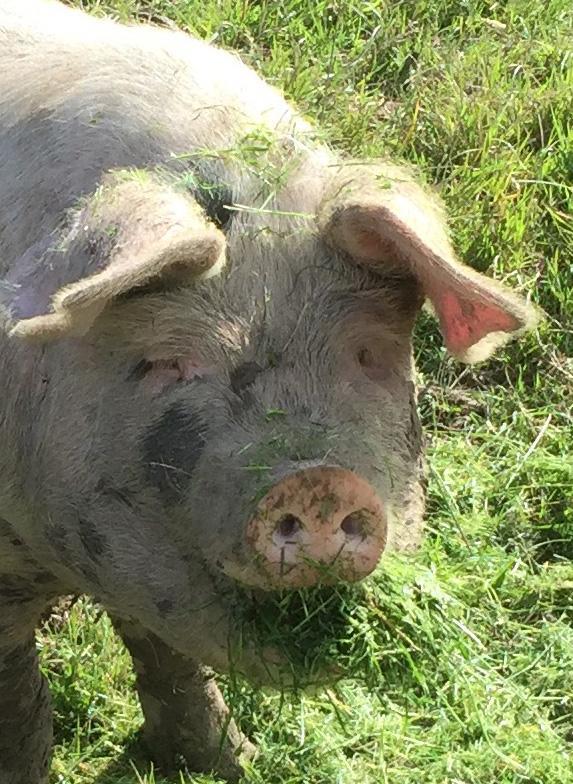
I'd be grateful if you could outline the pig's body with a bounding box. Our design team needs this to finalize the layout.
[0,2,537,782]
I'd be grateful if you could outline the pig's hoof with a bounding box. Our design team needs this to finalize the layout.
[144,728,256,782]
[211,735,256,782]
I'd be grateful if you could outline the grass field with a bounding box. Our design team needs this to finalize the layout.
[46,1,573,782]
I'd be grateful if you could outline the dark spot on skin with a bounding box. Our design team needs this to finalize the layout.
[230,361,262,395]
[79,563,99,586]
[95,478,137,508]
[46,524,68,548]
[156,598,174,616]
[272,493,286,511]
[9,537,23,547]
[84,228,117,272]
[2,640,36,672]
[39,375,50,403]
[0,575,37,604]
[128,359,154,381]
[143,403,206,502]
[229,392,255,418]
[191,180,234,230]
[229,361,264,416]
[78,517,107,561]
[33,571,57,585]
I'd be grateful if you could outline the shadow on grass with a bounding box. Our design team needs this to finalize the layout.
[89,732,208,784]
[89,734,146,784]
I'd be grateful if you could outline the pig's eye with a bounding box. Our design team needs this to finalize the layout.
[356,346,388,383]
[357,348,374,368]
[129,359,154,380]
[131,357,212,393]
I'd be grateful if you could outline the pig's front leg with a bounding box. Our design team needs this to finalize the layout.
[111,616,255,782]
[0,524,63,784]
[0,627,52,784]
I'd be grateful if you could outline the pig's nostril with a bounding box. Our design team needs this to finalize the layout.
[341,511,368,539]
[275,514,302,539]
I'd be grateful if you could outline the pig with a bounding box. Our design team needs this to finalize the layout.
[0,1,539,782]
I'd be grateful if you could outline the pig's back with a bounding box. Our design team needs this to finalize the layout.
[0,0,313,271]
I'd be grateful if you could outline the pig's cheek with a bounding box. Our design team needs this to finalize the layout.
[142,402,206,504]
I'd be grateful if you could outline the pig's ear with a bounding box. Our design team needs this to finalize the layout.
[318,164,540,363]
[2,172,227,341]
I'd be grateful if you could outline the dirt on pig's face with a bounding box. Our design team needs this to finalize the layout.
[49,230,425,595]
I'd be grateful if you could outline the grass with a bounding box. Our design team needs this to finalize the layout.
[46,1,573,782]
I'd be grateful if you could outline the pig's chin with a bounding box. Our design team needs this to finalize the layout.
[208,577,343,691]
[225,620,342,692]
[181,568,334,690]
[218,558,350,592]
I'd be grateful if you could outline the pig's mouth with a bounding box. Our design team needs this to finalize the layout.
[224,580,370,690]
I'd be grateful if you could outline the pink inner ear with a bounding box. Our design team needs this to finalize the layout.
[435,290,520,354]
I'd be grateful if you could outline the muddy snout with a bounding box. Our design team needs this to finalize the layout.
[225,466,387,589]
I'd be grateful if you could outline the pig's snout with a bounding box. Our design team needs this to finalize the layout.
[245,466,387,588]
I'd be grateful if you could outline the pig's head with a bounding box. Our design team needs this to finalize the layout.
[1,164,538,679]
